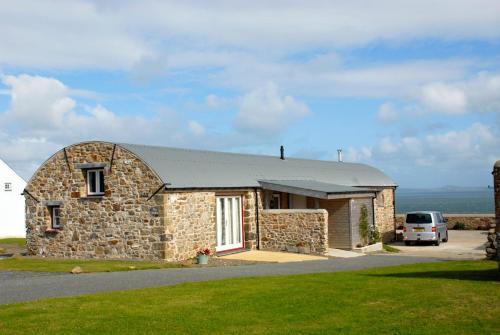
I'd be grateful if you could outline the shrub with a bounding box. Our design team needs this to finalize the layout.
[359,204,369,245]
[453,222,467,230]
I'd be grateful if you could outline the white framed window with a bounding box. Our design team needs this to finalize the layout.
[51,207,61,229]
[87,169,105,195]
[4,182,12,191]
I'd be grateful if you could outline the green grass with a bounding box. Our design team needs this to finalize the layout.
[0,256,184,273]
[0,238,25,247]
[0,261,498,334]
[383,244,401,253]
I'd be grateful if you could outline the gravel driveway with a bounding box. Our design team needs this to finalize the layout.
[0,254,440,305]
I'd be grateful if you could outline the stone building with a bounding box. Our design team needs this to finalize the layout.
[24,141,396,261]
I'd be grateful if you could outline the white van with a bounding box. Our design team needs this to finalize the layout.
[403,211,448,246]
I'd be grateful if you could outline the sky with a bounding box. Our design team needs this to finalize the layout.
[1,1,500,188]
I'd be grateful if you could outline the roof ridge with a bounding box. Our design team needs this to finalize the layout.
[118,142,363,166]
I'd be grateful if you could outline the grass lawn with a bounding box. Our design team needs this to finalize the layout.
[0,238,25,247]
[0,256,184,273]
[0,261,498,334]
[383,244,401,253]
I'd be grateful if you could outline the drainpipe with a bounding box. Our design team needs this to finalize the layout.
[255,188,260,250]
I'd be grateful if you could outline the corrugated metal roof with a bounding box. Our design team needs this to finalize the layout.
[119,143,396,189]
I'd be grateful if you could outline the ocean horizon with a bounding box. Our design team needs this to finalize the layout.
[395,187,494,214]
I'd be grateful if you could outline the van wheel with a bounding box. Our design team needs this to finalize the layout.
[404,241,411,246]
[442,232,448,243]
[434,235,440,246]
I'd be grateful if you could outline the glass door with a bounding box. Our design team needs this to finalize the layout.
[216,196,243,252]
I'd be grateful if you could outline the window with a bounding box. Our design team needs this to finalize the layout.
[51,207,61,229]
[87,169,105,195]
[4,182,12,191]
[270,193,281,209]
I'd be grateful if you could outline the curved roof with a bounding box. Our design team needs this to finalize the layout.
[118,143,396,189]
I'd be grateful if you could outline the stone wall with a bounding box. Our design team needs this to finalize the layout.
[164,191,216,261]
[243,190,262,250]
[260,209,328,254]
[488,161,500,260]
[25,142,166,260]
[374,188,396,242]
[396,214,495,230]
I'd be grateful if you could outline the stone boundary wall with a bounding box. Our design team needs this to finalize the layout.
[260,209,328,255]
[375,188,396,242]
[489,162,500,260]
[396,214,494,230]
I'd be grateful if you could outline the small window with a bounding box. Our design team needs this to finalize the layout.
[51,207,61,229]
[87,169,105,196]
[4,182,12,191]
[270,194,281,209]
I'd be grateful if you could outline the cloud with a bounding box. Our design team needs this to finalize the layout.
[205,94,228,108]
[0,74,213,178]
[234,82,310,135]
[2,74,76,131]
[377,103,399,123]
[345,147,372,162]
[420,82,467,114]
[188,120,205,136]
[1,1,500,71]
[366,122,499,168]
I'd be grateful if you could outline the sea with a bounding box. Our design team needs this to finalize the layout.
[395,187,494,214]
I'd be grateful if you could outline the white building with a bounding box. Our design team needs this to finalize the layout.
[0,158,26,237]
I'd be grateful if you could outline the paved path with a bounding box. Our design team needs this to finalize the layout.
[0,255,440,305]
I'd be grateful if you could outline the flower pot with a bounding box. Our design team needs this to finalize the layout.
[197,254,209,265]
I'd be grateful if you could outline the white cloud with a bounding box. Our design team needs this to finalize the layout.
[188,120,205,136]
[1,1,500,70]
[420,82,467,114]
[377,103,399,123]
[0,74,217,178]
[2,74,76,130]
[345,146,372,162]
[234,82,310,135]
[205,94,228,108]
[370,122,499,167]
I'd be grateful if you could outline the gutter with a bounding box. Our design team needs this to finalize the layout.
[255,188,260,250]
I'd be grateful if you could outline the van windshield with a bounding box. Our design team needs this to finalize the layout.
[406,213,432,224]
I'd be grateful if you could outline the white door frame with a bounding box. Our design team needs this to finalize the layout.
[216,196,244,252]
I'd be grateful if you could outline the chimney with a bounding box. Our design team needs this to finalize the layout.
[280,145,285,160]
[337,149,343,162]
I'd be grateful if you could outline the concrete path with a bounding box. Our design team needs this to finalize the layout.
[219,250,327,262]
[327,248,363,258]
[388,230,487,259]
[0,255,440,305]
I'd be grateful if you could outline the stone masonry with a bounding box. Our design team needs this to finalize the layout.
[164,191,216,261]
[25,142,166,260]
[260,209,328,254]
[396,214,495,230]
[487,161,500,260]
[374,188,396,242]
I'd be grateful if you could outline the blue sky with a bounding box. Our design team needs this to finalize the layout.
[1,1,500,187]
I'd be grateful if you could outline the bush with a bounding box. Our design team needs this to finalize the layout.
[359,205,369,245]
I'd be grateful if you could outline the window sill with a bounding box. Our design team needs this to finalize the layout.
[80,195,104,200]
[45,228,60,234]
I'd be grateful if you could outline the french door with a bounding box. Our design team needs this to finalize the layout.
[216,196,243,252]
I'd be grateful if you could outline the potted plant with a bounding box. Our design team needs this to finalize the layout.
[296,241,310,254]
[197,248,211,265]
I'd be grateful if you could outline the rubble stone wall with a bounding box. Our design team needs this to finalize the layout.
[260,209,328,254]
